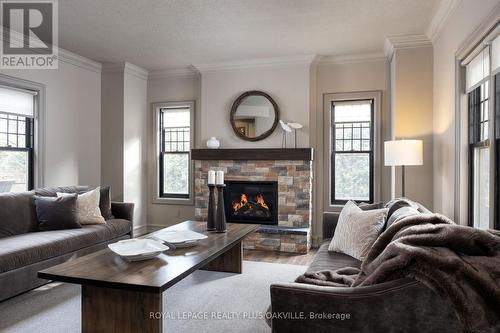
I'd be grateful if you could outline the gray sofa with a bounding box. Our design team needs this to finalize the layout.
[269,203,462,333]
[0,187,134,301]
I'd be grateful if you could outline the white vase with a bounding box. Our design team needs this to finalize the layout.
[206,137,220,149]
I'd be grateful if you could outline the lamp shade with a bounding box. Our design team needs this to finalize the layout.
[384,140,423,166]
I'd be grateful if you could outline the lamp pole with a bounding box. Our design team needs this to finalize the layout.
[401,165,405,197]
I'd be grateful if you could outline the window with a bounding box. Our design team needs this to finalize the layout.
[468,81,491,229]
[0,85,36,193]
[154,101,194,203]
[330,99,374,205]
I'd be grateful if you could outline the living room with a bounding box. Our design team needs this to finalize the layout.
[0,0,499,332]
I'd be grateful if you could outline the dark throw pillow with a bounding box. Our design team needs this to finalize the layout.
[383,199,420,231]
[359,202,384,211]
[99,186,113,220]
[34,194,81,231]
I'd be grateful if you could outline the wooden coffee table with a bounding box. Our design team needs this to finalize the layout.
[38,221,259,333]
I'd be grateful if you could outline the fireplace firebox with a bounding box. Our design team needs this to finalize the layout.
[224,180,278,225]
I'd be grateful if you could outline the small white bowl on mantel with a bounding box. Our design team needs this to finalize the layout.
[206,137,220,149]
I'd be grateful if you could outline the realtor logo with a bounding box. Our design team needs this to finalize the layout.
[0,0,58,69]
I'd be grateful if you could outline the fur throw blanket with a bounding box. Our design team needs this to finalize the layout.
[296,214,500,333]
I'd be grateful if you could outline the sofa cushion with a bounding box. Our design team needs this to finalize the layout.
[34,194,81,231]
[57,187,105,225]
[307,242,361,273]
[0,219,131,273]
[0,191,37,238]
[34,185,88,197]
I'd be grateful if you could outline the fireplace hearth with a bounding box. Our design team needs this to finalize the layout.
[224,180,278,225]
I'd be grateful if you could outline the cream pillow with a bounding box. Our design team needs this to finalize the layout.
[328,200,388,261]
[57,187,105,225]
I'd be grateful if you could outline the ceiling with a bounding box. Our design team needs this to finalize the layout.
[58,0,440,70]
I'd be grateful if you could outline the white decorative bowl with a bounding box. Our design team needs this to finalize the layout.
[206,137,220,149]
[108,239,168,261]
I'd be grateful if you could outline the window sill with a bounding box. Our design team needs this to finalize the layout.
[152,196,194,206]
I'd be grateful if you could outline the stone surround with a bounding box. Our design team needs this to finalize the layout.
[194,159,313,253]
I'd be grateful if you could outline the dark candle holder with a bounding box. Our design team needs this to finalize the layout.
[215,184,227,233]
[207,184,216,231]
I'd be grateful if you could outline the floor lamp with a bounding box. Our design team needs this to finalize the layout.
[384,140,423,198]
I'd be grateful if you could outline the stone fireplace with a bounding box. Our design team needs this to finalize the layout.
[193,148,313,254]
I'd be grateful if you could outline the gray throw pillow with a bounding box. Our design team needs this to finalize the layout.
[35,185,89,197]
[385,206,421,230]
[383,199,420,231]
[328,201,388,261]
[34,194,81,231]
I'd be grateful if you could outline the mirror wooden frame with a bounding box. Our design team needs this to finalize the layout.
[229,90,280,141]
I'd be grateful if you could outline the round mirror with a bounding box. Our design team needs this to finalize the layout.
[230,91,279,141]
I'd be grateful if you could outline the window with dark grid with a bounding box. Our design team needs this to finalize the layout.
[468,80,490,229]
[159,107,191,198]
[0,112,34,192]
[331,100,374,204]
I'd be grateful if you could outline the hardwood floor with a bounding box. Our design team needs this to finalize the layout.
[243,248,317,266]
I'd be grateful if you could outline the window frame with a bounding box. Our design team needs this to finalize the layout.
[152,101,195,205]
[0,112,34,191]
[467,82,491,227]
[0,74,45,191]
[323,91,381,211]
[330,99,374,205]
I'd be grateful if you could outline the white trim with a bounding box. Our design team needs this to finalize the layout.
[384,34,432,61]
[149,67,199,80]
[316,52,386,66]
[0,28,102,73]
[194,54,317,73]
[132,224,148,237]
[323,91,382,211]
[58,49,102,73]
[456,2,500,61]
[426,0,461,43]
[124,62,149,80]
[102,62,149,80]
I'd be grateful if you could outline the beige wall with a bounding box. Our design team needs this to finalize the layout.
[312,59,391,243]
[0,58,102,188]
[432,0,500,223]
[147,75,201,228]
[391,47,434,209]
[199,66,311,148]
[123,71,148,230]
[101,64,148,230]
[101,71,124,201]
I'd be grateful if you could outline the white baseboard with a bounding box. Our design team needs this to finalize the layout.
[133,224,148,236]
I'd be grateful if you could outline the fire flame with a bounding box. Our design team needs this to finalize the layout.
[232,194,248,211]
[256,194,269,210]
[232,193,269,212]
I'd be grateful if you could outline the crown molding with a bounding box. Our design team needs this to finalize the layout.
[456,1,500,61]
[426,0,461,43]
[317,52,386,65]
[384,34,432,61]
[58,49,102,73]
[102,62,148,80]
[124,62,149,80]
[1,29,102,73]
[193,54,317,73]
[148,66,199,79]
